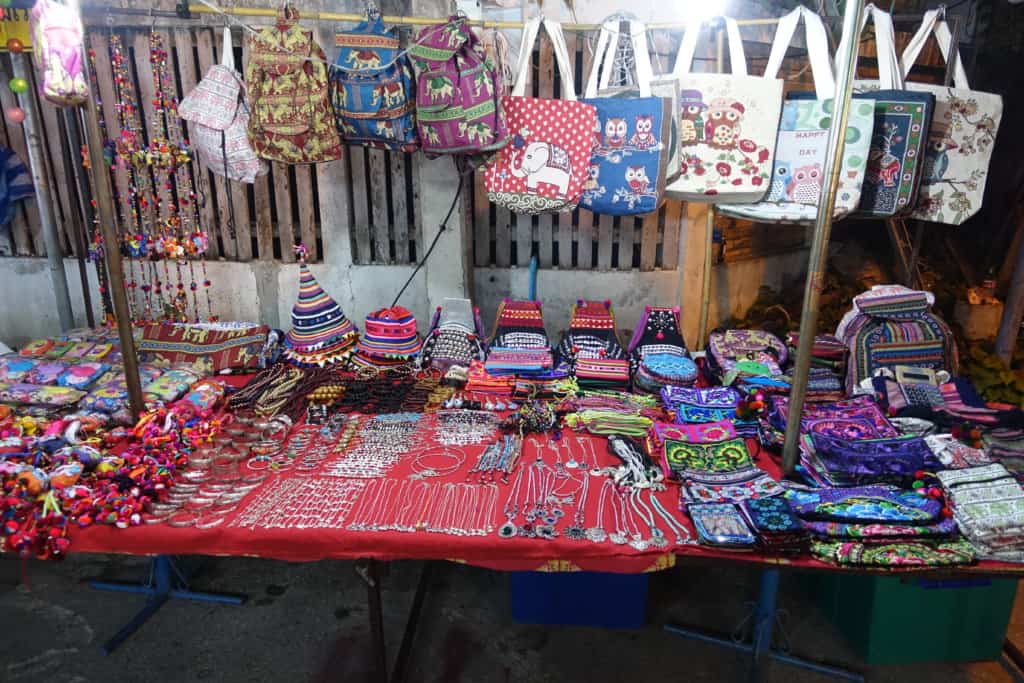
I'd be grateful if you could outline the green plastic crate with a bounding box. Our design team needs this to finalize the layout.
[808,573,1017,664]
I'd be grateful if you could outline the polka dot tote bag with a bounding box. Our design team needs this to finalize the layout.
[483,18,597,215]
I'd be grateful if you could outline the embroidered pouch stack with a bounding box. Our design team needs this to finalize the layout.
[556,300,629,390]
[661,386,758,437]
[627,306,696,393]
[740,496,808,553]
[939,464,1024,561]
[486,299,553,376]
[664,434,783,504]
[705,329,788,384]
[784,333,847,402]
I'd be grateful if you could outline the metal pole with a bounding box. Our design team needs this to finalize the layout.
[72,9,146,418]
[695,25,726,351]
[61,108,96,328]
[995,236,1024,365]
[12,54,74,331]
[781,0,866,474]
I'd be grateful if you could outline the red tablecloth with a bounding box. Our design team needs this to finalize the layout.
[69,423,1024,576]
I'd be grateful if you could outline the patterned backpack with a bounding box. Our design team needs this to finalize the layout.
[330,12,418,151]
[29,0,89,106]
[179,28,268,183]
[706,329,788,382]
[836,285,958,394]
[245,6,343,164]
[627,306,697,392]
[556,300,630,388]
[408,16,508,156]
[419,298,487,372]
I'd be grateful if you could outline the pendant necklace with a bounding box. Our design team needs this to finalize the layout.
[586,479,611,543]
[648,491,694,546]
[624,490,649,551]
[608,488,628,545]
[564,468,589,540]
[499,466,525,538]
[634,489,667,549]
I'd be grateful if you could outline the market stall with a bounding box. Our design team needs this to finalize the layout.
[1,0,1022,682]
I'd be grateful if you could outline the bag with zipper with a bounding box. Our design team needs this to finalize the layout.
[179,27,268,183]
[718,7,875,223]
[408,16,508,156]
[580,20,672,216]
[899,9,1003,225]
[29,0,89,106]
[835,284,958,395]
[330,11,418,151]
[706,329,787,382]
[482,18,597,214]
[838,4,935,217]
[663,16,783,203]
[245,5,343,164]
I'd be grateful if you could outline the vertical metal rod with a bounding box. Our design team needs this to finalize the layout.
[781,0,866,474]
[995,236,1024,365]
[748,569,780,683]
[72,2,146,418]
[366,559,388,683]
[61,108,96,328]
[944,15,961,87]
[695,25,726,351]
[12,54,74,331]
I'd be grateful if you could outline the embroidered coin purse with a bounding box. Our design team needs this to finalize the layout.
[809,433,933,481]
[786,485,943,525]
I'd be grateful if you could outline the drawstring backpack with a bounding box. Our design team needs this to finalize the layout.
[408,16,508,157]
[29,0,89,106]
[330,10,418,151]
[245,5,343,164]
[179,27,268,184]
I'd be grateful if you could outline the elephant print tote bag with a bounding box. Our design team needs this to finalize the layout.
[839,5,934,218]
[899,10,1002,225]
[581,21,672,216]
[718,7,874,223]
[483,18,597,214]
[664,17,783,203]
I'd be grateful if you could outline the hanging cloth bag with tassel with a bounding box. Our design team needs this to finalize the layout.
[718,7,876,223]
[580,20,672,216]
[664,16,783,203]
[835,4,935,218]
[483,18,597,214]
[899,9,1002,225]
[180,27,268,183]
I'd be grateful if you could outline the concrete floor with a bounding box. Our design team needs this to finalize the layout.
[0,554,1018,683]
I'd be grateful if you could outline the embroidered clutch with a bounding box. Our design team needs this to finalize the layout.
[786,485,943,525]
[809,433,933,481]
[664,437,753,475]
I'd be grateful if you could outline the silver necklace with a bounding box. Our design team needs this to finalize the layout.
[587,479,611,543]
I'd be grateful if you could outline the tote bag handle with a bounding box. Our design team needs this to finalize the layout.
[221,26,235,70]
[835,4,902,89]
[764,6,835,99]
[899,9,970,88]
[585,20,653,98]
[671,16,748,76]
[511,18,579,100]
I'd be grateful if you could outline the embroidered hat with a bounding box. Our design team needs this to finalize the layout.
[355,306,422,359]
[283,263,359,366]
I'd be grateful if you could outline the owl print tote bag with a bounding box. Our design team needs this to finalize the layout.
[581,21,672,217]
[839,5,934,218]
[663,17,783,203]
[483,18,597,215]
[899,10,1002,225]
[718,7,875,223]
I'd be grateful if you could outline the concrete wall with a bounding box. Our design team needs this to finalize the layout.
[0,249,808,349]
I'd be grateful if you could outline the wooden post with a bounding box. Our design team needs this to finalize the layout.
[995,237,1024,366]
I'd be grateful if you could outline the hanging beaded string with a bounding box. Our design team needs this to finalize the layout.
[83,47,116,322]
[110,32,165,320]
[150,30,213,321]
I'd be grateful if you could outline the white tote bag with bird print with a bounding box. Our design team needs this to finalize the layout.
[718,7,876,223]
[899,10,1002,225]
[663,16,783,203]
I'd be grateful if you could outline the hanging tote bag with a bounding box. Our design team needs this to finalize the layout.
[29,0,88,106]
[482,18,597,214]
[838,5,934,218]
[664,17,783,203]
[718,7,875,223]
[330,12,418,151]
[581,21,672,216]
[180,27,268,184]
[899,10,1003,225]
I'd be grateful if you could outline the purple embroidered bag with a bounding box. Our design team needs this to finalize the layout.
[787,484,943,524]
[810,432,933,481]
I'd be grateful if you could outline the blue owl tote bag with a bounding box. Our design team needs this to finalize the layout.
[663,17,783,203]
[581,21,672,216]
[840,5,935,218]
[483,18,597,215]
[899,10,1002,225]
[719,7,875,224]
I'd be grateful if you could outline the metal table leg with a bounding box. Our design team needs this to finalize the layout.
[665,568,864,683]
[357,559,433,683]
[90,555,246,654]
